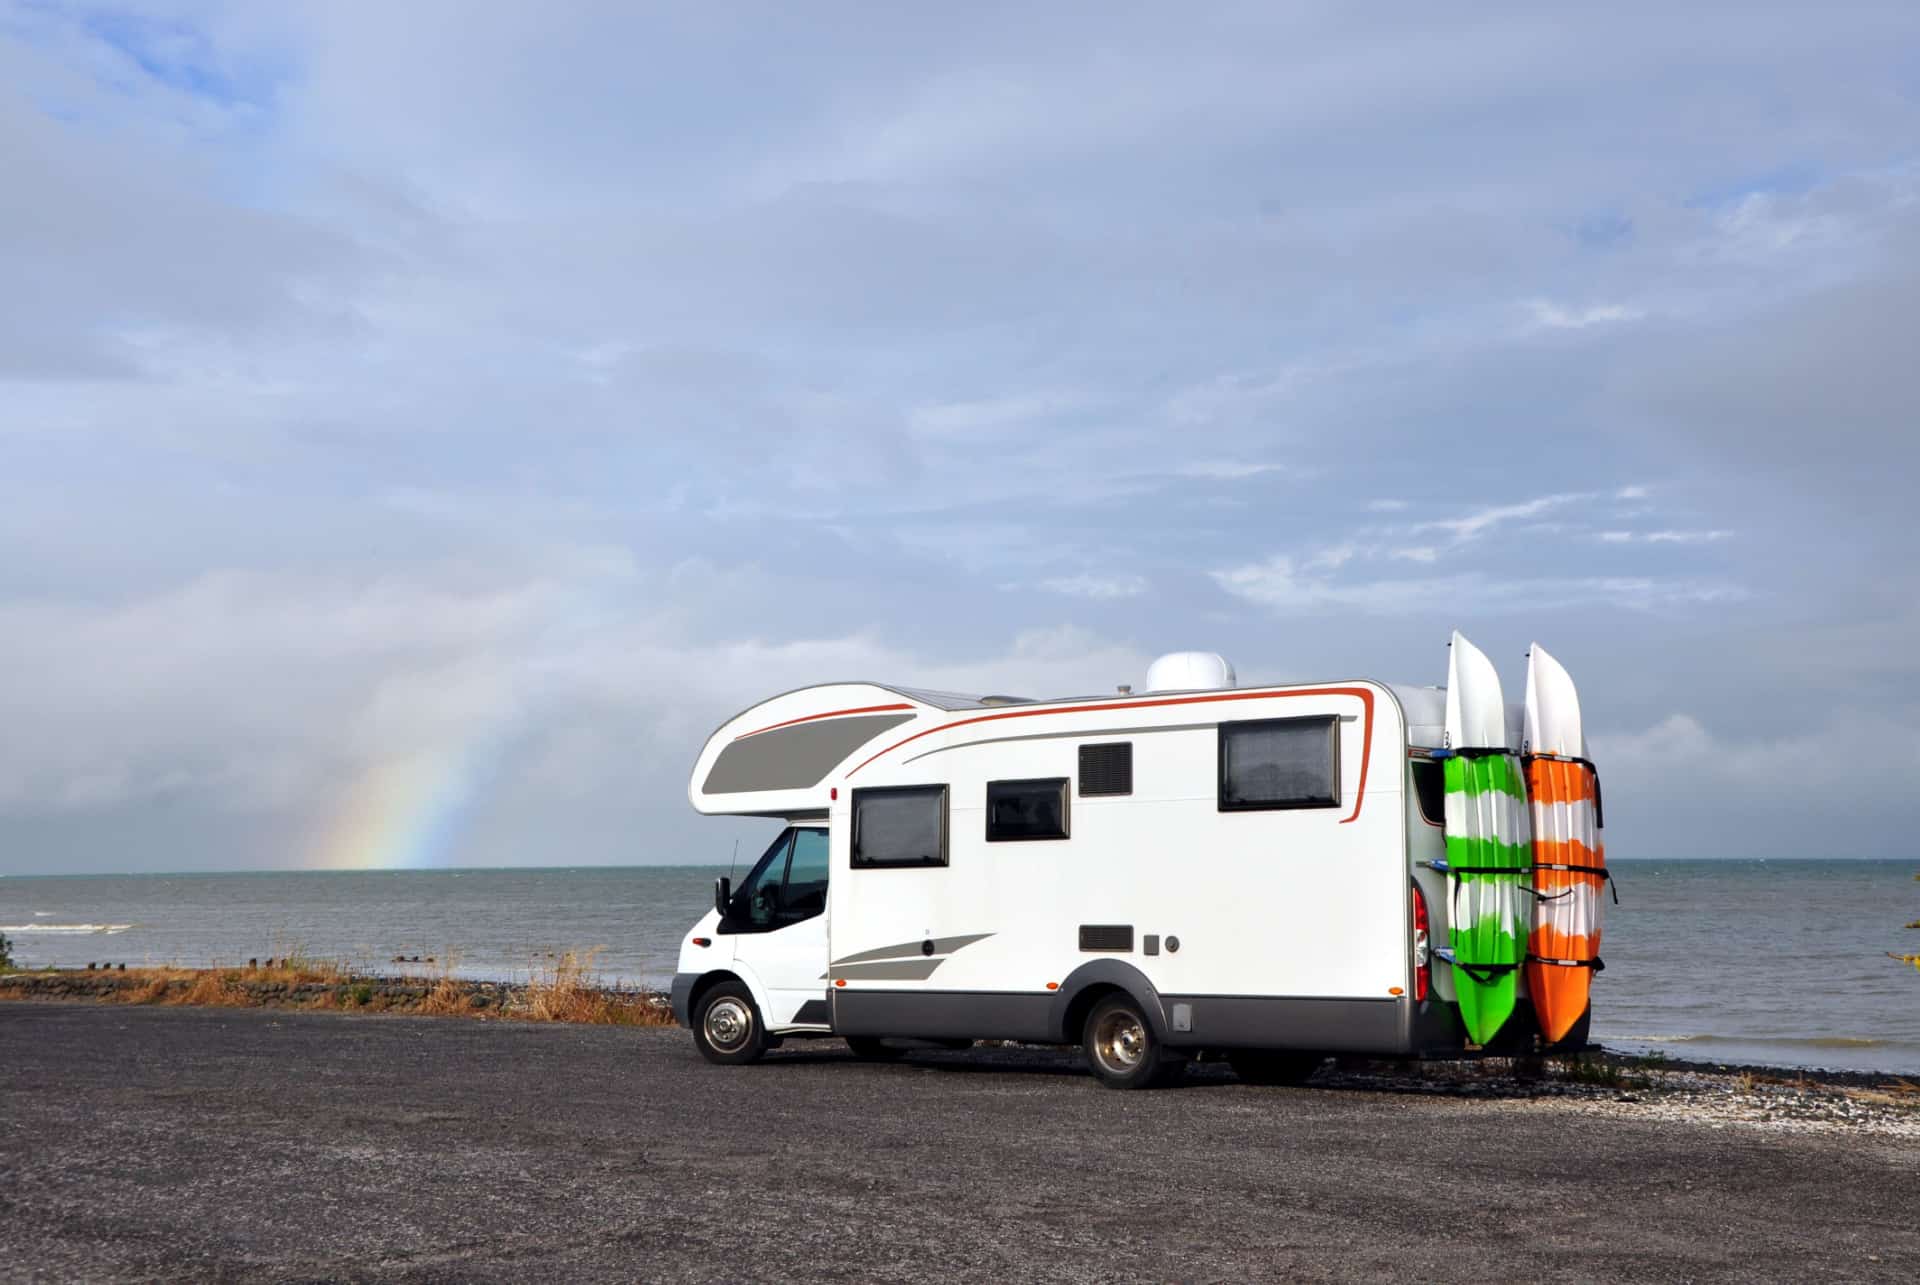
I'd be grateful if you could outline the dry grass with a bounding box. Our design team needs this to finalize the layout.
[3,950,678,1028]
[515,949,674,1026]
[102,959,349,1008]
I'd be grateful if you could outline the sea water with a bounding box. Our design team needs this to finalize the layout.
[4,859,1917,1075]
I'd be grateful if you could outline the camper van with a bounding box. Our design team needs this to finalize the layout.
[670,651,1562,1089]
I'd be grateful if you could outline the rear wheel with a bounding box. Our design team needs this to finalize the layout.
[1227,1050,1322,1086]
[691,981,769,1066]
[844,1036,907,1061]
[1083,994,1184,1090]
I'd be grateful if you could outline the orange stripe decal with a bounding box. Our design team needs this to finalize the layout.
[846,686,1376,824]
[735,702,917,740]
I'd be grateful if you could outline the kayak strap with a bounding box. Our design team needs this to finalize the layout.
[1528,954,1606,972]
[1438,864,1529,876]
[1521,751,1599,773]
[1432,746,1520,760]
[1433,948,1521,987]
[1532,862,1620,904]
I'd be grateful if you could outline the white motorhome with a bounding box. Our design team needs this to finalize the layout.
[671,652,1552,1089]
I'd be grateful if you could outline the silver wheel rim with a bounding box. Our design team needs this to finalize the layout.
[1091,1009,1147,1075]
[704,997,753,1052]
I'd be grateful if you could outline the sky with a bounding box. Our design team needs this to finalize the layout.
[2,1,1917,874]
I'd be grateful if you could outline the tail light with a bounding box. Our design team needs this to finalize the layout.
[1411,883,1431,1002]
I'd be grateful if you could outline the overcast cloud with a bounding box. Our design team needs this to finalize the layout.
[2,2,1916,872]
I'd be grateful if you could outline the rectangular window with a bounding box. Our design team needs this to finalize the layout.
[1410,758,1445,826]
[851,785,949,868]
[1077,742,1133,797]
[1218,716,1341,811]
[986,777,1070,842]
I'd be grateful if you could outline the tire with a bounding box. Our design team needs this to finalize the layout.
[931,1038,973,1052]
[844,1036,907,1061]
[1227,1050,1322,1086]
[691,981,769,1066]
[1082,994,1184,1090]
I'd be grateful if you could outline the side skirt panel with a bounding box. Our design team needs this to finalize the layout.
[1158,994,1411,1054]
[833,988,1415,1055]
[833,989,1055,1042]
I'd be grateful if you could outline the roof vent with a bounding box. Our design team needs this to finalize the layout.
[1143,651,1236,694]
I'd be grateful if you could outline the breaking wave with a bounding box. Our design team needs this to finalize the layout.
[0,923,134,935]
[1620,1033,1909,1051]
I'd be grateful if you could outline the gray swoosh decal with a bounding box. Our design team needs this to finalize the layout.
[828,959,944,982]
[831,933,995,967]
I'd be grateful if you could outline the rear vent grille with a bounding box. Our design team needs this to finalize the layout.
[1078,742,1133,796]
[1078,924,1134,952]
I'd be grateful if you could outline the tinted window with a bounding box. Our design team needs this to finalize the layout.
[986,778,1070,841]
[1410,759,1445,826]
[851,785,948,868]
[1078,742,1133,797]
[1218,716,1340,811]
[784,828,830,918]
[732,829,793,930]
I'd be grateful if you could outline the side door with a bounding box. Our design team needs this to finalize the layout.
[725,827,831,1028]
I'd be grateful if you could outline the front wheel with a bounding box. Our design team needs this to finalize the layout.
[692,981,769,1065]
[1083,994,1184,1090]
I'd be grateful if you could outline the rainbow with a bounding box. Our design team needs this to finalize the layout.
[309,743,499,870]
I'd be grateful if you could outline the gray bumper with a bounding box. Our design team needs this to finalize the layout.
[670,972,700,1028]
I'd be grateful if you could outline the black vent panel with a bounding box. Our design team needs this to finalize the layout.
[1078,924,1134,952]
[1078,742,1133,797]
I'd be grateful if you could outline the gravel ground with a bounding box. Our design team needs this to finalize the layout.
[2,1003,1917,1283]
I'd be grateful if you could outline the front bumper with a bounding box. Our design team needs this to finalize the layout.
[669,972,700,1027]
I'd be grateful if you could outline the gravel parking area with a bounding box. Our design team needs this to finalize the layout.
[2,1003,1916,1282]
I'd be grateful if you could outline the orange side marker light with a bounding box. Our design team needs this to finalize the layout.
[1045,981,1059,991]
[1388,986,1404,996]
[834,979,846,987]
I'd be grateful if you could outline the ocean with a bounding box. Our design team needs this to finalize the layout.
[4,859,1916,1075]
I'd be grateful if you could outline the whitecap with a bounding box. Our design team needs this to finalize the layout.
[0,923,134,935]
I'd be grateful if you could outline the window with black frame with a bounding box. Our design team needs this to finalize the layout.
[1218,715,1341,811]
[986,777,1070,841]
[724,826,830,932]
[1409,757,1445,825]
[851,785,949,868]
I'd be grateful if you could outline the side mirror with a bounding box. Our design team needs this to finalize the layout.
[714,877,731,919]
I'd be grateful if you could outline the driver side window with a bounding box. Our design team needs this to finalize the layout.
[735,830,793,931]
[729,827,829,933]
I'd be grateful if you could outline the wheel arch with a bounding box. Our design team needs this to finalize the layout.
[688,967,767,1023]
[1050,959,1168,1044]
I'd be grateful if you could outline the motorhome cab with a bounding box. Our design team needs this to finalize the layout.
[671,652,1521,1089]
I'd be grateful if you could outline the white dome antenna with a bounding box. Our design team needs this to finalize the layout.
[1143,651,1237,693]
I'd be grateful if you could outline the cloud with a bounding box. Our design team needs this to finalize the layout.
[1525,299,1646,330]
[1175,460,1286,480]
[1592,709,1920,858]
[1414,493,1591,542]
[1598,529,1732,545]
[2,4,1917,871]
[1646,529,1733,544]
[1209,557,1741,616]
[1036,573,1149,600]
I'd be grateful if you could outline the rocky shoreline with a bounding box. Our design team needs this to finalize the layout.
[1298,1051,1920,1139]
[0,965,672,1023]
